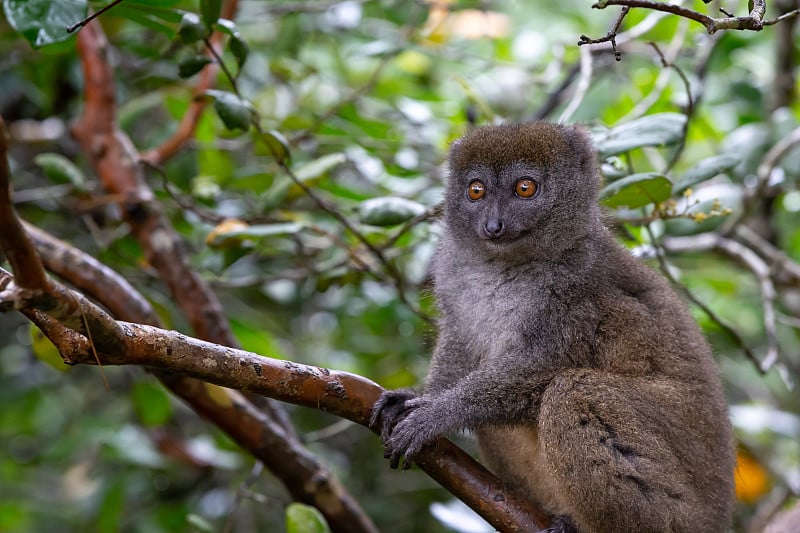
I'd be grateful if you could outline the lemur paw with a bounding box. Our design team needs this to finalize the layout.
[371,391,444,469]
[543,515,578,533]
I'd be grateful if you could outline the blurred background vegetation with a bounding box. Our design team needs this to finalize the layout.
[0,0,798,531]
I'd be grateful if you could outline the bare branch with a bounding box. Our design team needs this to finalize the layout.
[733,225,800,286]
[645,227,765,372]
[64,21,385,532]
[578,6,630,59]
[0,260,550,531]
[662,233,779,371]
[725,125,800,231]
[558,45,593,123]
[592,0,796,33]
[0,115,50,291]
[23,222,160,325]
[765,8,800,27]
[649,41,693,171]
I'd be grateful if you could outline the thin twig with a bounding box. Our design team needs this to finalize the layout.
[273,148,429,322]
[724,125,800,233]
[224,462,266,533]
[578,6,630,60]
[204,37,240,86]
[620,20,688,123]
[663,233,779,371]
[734,225,800,285]
[764,8,800,27]
[382,205,439,250]
[67,0,126,33]
[646,226,765,372]
[649,41,693,171]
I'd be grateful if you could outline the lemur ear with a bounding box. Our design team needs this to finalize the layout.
[449,137,463,152]
[563,124,599,175]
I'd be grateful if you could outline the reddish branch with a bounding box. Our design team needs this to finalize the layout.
[3,4,554,528]
[67,20,381,533]
[71,23,234,344]
[21,227,376,533]
[0,246,551,531]
[0,116,49,291]
[141,0,240,165]
[1,112,551,531]
[4,283,551,532]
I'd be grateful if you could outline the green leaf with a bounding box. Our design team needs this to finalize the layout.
[285,503,331,533]
[294,153,347,181]
[200,0,222,30]
[673,154,740,194]
[177,12,206,44]
[131,381,173,427]
[29,325,70,372]
[126,0,182,6]
[34,153,87,191]
[97,479,124,533]
[359,197,427,226]
[206,221,304,248]
[216,19,249,70]
[601,173,672,208]
[261,154,343,210]
[214,18,238,35]
[594,113,687,157]
[228,34,249,70]
[3,0,86,48]
[178,55,212,78]
[205,90,253,131]
[113,4,181,36]
[186,514,215,533]
[259,130,292,165]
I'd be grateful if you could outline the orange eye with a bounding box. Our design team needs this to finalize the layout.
[467,181,486,201]
[515,178,538,198]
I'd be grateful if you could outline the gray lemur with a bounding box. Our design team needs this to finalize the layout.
[371,123,735,533]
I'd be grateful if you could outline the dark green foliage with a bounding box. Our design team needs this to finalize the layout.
[0,1,798,532]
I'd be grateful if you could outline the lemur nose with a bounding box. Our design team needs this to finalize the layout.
[484,219,504,238]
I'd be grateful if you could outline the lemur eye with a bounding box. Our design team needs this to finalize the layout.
[467,181,486,201]
[515,178,538,198]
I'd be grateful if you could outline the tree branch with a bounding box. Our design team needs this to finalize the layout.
[0,115,50,291]
[724,125,800,232]
[0,264,550,531]
[662,233,779,371]
[1,110,551,530]
[592,0,798,33]
[22,226,378,533]
[141,0,241,165]
[50,19,388,530]
[646,226,765,372]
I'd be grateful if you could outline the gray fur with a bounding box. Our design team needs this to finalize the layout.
[371,123,735,533]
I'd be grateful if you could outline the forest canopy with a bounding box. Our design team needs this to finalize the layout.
[0,1,799,532]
